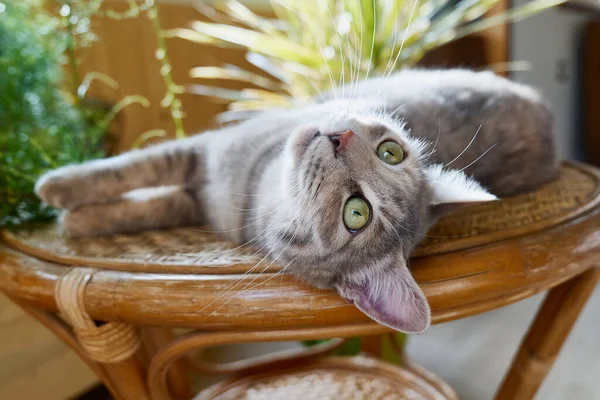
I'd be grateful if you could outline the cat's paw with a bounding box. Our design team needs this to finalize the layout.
[59,209,101,237]
[59,204,126,237]
[35,167,90,210]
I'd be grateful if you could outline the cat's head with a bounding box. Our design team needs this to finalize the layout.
[276,107,496,333]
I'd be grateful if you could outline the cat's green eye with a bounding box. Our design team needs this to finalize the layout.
[343,197,371,231]
[377,141,405,165]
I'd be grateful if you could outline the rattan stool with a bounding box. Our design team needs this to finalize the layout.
[1,161,599,400]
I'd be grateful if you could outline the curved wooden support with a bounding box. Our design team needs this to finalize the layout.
[185,338,346,375]
[12,299,120,399]
[102,357,150,400]
[147,325,388,400]
[495,267,600,400]
[141,327,192,400]
[13,293,150,400]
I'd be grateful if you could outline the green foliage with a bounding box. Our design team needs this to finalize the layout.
[301,333,406,360]
[174,0,565,122]
[0,1,104,227]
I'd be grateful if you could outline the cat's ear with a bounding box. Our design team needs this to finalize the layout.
[425,164,498,219]
[335,256,430,333]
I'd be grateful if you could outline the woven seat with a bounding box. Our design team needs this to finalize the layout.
[195,356,457,400]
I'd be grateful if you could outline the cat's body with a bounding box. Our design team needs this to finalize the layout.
[36,69,558,333]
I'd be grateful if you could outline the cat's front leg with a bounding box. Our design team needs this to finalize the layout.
[60,186,205,236]
[36,135,206,210]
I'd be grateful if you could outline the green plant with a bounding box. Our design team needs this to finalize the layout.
[302,333,407,363]
[172,0,564,122]
[0,0,183,227]
[0,0,105,227]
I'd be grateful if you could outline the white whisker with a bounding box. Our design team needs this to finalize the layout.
[443,125,482,168]
[197,177,316,316]
[458,144,499,172]
[363,0,378,84]
[385,0,418,80]
[382,1,400,78]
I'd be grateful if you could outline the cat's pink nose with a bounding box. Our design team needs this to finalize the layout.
[327,130,353,151]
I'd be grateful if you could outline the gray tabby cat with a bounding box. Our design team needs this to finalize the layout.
[35,69,558,333]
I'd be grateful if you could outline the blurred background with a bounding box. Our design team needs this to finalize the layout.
[1,0,599,399]
[35,0,599,160]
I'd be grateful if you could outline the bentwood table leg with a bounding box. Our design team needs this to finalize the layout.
[13,299,151,400]
[141,327,192,400]
[495,267,600,400]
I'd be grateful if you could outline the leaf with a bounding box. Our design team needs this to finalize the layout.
[77,71,118,98]
[162,28,237,47]
[381,333,408,365]
[102,95,150,127]
[246,52,288,82]
[228,98,293,111]
[240,88,293,102]
[270,0,305,43]
[215,109,260,124]
[334,337,362,356]
[98,0,153,20]
[216,0,280,34]
[189,66,284,91]
[193,0,232,23]
[347,0,376,59]
[179,0,563,114]
[186,84,246,102]
[188,85,295,108]
[131,129,168,149]
[191,21,322,67]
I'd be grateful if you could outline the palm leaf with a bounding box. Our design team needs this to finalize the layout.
[191,21,322,67]
[186,84,246,102]
[189,66,284,91]
[77,72,118,98]
[177,0,562,118]
[216,0,281,34]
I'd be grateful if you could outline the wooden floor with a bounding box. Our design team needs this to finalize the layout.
[0,294,98,400]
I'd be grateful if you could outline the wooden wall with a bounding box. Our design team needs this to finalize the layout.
[80,0,508,153]
[80,1,252,152]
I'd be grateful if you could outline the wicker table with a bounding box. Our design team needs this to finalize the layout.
[1,162,599,400]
